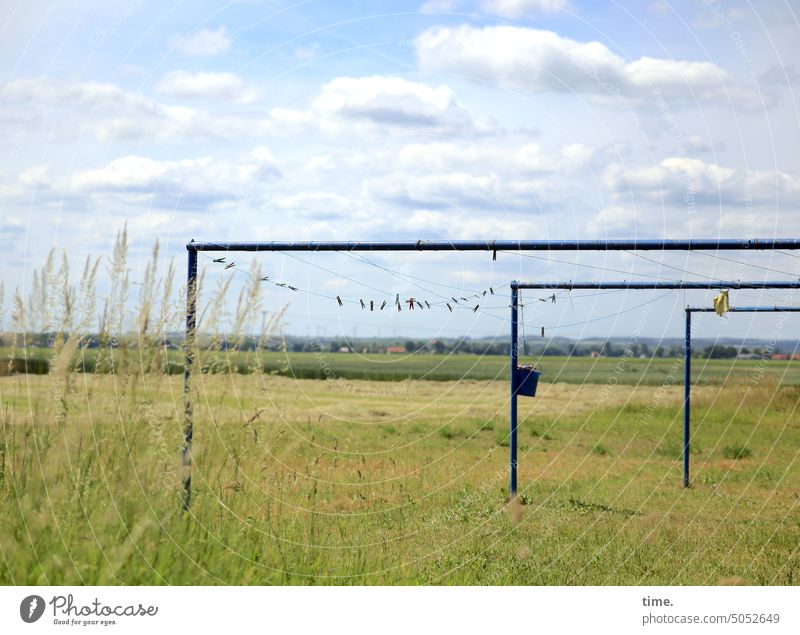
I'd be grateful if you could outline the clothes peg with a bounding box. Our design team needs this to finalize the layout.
[261,276,269,281]
[224,262,235,270]
[213,257,226,263]
[370,300,374,311]
[416,300,424,310]
[380,300,387,310]
[447,303,453,312]
[360,299,366,309]
[489,287,494,295]
[336,296,343,307]
[452,297,459,304]
[541,326,545,338]
[482,290,487,296]
[287,285,299,292]
[424,300,431,309]
[472,304,479,313]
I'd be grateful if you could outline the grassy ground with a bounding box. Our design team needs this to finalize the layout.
[1,367,798,585]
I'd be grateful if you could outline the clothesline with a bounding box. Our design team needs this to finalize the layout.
[197,254,758,334]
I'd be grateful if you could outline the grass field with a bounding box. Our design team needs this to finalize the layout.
[2,362,798,585]
[5,346,800,385]
[259,351,800,385]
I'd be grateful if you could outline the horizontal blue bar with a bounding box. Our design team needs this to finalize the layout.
[188,238,800,252]
[513,280,799,289]
[686,306,800,312]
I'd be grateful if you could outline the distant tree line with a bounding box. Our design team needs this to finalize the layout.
[0,334,784,360]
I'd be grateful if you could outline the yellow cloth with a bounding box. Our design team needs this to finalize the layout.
[712,290,730,316]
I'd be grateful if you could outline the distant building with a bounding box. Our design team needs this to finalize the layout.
[338,346,351,353]
[386,346,406,354]
[772,353,800,361]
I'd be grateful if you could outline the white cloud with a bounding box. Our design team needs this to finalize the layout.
[692,5,748,30]
[272,75,495,136]
[156,70,263,104]
[421,0,568,17]
[415,24,757,108]
[648,1,672,17]
[587,205,640,235]
[479,0,569,18]
[335,138,598,215]
[304,155,336,173]
[66,147,280,209]
[293,44,320,60]
[420,0,462,12]
[3,76,194,141]
[398,208,544,239]
[684,134,716,153]
[395,140,591,174]
[603,157,800,207]
[2,74,496,145]
[172,26,232,57]
[276,192,355,219]
[1,76,273,142]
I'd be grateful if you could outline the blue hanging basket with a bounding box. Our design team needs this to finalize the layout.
[515,365,541,397]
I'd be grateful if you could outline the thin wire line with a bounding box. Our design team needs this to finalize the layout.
[278,250,393,298]
[530,291,673,330]
[775,249,800,261]
[623,250,720,281]
[690,250,800,278]
[500,249,684,281]
[341,250,496,296]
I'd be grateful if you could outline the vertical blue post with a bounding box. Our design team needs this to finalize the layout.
[183,244,198,510]
[510,282,519,498]
[683,309,691,488]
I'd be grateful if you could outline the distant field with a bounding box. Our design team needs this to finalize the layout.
[255,351,800,386]
[4,347,798,385]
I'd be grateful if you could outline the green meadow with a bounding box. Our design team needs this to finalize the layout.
[1,365,798,585]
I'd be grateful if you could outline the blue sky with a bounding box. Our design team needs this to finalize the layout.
[1,0,799,341]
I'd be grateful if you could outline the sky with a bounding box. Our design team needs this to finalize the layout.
[1,0,800,342]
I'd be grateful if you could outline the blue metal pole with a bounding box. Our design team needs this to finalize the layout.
[515,281,800,290]
[189,238,800,252]
[681,306,800,485]
[683,308,691,488]
[183,245,198,510]
[510,283,519,498]
[686,306,800,312]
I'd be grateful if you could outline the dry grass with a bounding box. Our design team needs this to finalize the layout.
[1,370,798,585]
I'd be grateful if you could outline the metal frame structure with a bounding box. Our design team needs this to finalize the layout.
[683,305,800,487]
[184,238,800,508]
[509,281,799,495]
